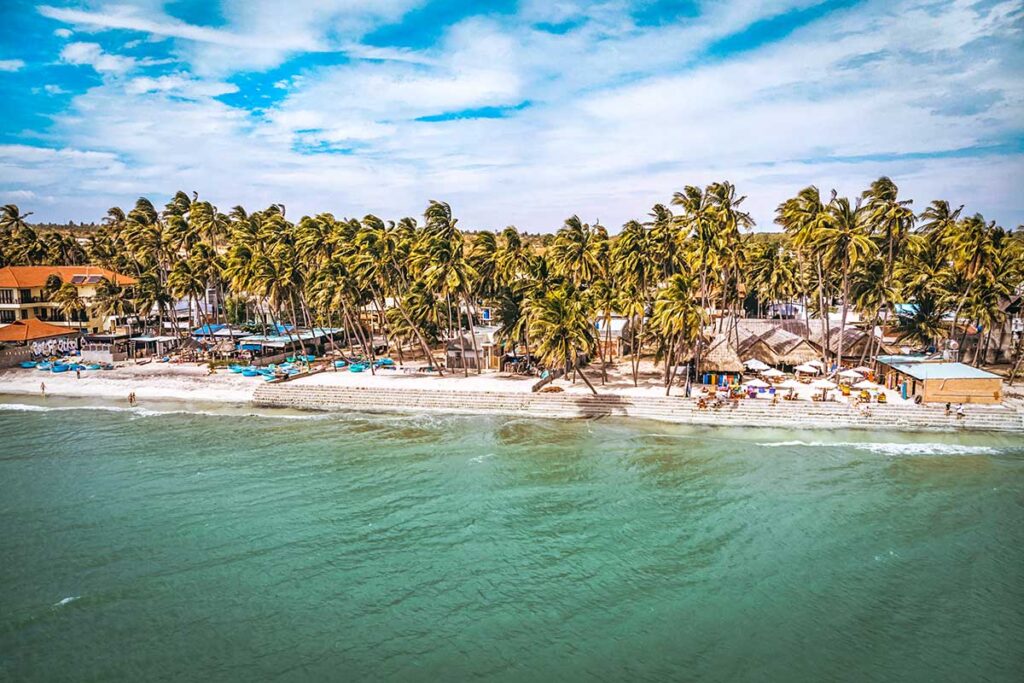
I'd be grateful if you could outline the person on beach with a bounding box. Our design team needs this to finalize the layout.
[128,391,136,406]
[945,402,951,416]
[956,403,965,419]
[76,369,81,379]
[40,381,46,397]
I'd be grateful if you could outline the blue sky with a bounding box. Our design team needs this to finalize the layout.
[0,0,1021,230]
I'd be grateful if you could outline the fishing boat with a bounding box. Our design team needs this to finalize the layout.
[333,359,347,368]
[51,364,70,373]
[86,364,102,370]
[37,362,52,371]
[229,365,244,373]
[242,368,260,377]
[350,363,366,373]
[19,361,37,369]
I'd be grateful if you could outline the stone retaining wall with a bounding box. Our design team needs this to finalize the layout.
[254,384,1024,434]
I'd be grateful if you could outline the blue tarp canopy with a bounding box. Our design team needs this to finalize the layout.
[193,324,226,336]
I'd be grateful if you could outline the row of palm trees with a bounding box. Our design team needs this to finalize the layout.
[2,178,1021,391]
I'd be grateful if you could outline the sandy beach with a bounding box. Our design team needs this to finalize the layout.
[0,358,911,405]
[0,363,256,404]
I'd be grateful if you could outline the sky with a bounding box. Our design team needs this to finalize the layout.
[0,0,1021,232]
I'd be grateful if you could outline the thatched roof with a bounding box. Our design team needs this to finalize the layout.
[810,326,870,359]
[736,333,777,365]
[736,318,812,339]
[701,333,745,372]
[761,327,820,365]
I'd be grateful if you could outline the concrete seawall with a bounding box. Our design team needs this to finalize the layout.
[254,384,1024,433]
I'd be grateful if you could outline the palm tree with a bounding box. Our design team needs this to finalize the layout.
[52,282,86,329]
[528,284,598,394]
[817,193,877,367]
[651,274,704,395]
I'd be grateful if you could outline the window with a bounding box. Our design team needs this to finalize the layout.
[0,289,12,304]
[0,310,14,323]
[19,289,31,303]
[20,309,28,320]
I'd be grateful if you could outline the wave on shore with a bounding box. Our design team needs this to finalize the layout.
[757,439,1001,456]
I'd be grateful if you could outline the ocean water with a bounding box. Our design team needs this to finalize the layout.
[1,397,1022,682]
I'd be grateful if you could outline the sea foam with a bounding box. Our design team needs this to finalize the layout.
[757,440,1000,456]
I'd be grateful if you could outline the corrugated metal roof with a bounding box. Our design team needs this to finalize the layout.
[891,362,1001,381]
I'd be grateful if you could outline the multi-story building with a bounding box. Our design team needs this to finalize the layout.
[0,266,136,334]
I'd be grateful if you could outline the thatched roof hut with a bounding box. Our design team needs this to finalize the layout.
[701,333,745,372]
[761,327,819,365]
[736,332,777,365]
[811,326,871,359]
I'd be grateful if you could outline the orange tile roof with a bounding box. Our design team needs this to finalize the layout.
[0,265,136,288]
[0,319,79,342]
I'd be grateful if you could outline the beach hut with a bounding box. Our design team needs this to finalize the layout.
[593,315,629,360]
[879,361,1002,404]
[760,327,820,367]
[697,334,744,386]
[446,327,501,370]
[737,331,777,366]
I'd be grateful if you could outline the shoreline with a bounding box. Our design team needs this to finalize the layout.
[2,365,1021,434]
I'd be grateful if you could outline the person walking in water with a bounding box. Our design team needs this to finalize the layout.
[128,391,136,406]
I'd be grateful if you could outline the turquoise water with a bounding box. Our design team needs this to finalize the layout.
[1,398,1022,682]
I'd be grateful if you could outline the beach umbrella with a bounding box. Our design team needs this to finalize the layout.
[744,359,770,371]
[777,379,802,389]
[807,360,824,368]
[743,378,771,388]
[794,363,819,374]
[838,369,863,380]
[762,368,785,378]
[811,379,837,389]
[853,380,880,390]
[852,365,873,373]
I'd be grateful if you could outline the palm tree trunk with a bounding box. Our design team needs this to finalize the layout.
[836,262,849,371]
[576,357,599,395]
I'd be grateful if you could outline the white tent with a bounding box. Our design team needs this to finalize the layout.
[852,365,873,373]
[853,380,880,390]
[811,379,837,389]
[744,359,771,371]
[794,363,819,374]
[743,378,771,388]
[762,368,785,378]
[838,369,864,379]
[777,379,803,390]
[807,360,824,368]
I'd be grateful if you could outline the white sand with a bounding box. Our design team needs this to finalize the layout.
[0,362,256,403]
[0,358,909,406]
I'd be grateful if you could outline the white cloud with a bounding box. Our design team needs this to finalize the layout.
[54,28,73,38]
[59,42,136,75]
[8,0,1024,230]
[0,59,25,72]
[124,73,238,98]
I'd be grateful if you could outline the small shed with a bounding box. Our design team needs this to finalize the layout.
[447,327,501,370]
[881,360,1002,404]
[594,316,629,359]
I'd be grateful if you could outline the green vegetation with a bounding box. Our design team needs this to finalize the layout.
[0,178,1021,381]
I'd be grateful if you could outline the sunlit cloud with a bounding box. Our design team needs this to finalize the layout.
[0,0,1020,229]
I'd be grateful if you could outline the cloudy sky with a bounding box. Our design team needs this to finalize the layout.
[0,0,1021,231]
